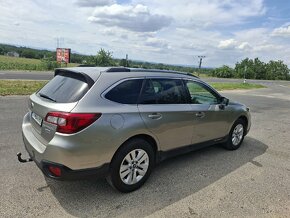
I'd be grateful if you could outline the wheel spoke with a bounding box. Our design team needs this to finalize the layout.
[136,150,145,161]
[138,162,148,170]
[124,170,133,184]
[120,168,131,179]
[129,151,136,161]
[138,154,147,164]
[239,134,243,140]
[124,154,132,164]
[137,168,146,176]
[132,170,137,184]
[232,136,237,145]
[120,164,130,173]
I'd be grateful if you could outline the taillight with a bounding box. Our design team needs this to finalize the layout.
[48,166,62,177]
[45,112,101,134]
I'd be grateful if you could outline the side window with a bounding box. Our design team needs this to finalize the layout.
[184,80,218,104]
[105,79,143,104]
[139,79,187,104]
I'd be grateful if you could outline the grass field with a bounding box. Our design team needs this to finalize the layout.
[0,55,78,71]
[210,82,265,91]
[0,80,265,96]
[0,80,48,95]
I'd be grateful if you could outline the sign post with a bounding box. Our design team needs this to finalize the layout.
[56,48,71,66]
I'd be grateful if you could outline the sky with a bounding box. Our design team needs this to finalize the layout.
[1,0,290,67]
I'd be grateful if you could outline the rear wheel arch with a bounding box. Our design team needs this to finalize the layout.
[110,134,158,165]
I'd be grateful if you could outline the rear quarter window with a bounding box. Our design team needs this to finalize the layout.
[105,79,143,104]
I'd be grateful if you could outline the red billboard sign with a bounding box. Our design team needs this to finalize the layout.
[56,48,71,63]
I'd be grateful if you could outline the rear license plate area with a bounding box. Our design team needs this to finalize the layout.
[31,112,43,126]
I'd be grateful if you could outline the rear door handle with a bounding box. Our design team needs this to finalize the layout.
[195,112,205,118]
[148,113,162,120]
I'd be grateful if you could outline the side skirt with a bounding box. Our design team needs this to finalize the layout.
[156,136,228,163]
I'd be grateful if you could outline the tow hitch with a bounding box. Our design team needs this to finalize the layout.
[17,152,33,163]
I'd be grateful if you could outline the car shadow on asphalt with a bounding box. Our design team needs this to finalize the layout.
[45,137,267,218]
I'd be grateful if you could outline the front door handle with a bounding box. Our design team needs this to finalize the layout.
[195,112,205,118]
[148,113,162,120]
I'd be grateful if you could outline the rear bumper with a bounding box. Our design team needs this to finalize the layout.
[23,140,109,180]
[37,158,109,180]
[22,112,110,180]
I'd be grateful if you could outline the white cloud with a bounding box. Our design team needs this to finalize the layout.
[272,25,290,37]
[137,0,266,27]
[144,38,170,49]
[75,0,115,7]
[218,39,238,49]
[88,4,172,32]
[218,39,251,51]
[1,0,290,67]
[13,21,20,26]
[238,42,251,50]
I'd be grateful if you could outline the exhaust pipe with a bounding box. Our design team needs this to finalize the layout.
[17,152,33,163]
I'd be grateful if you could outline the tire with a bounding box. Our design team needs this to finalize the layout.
[223,118,246,150]
[106,138,154,192]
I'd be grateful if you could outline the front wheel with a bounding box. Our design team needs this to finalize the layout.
[223,119,246,150]
[107,138,154,192]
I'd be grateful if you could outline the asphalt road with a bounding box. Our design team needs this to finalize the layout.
[0,82,290,217]
[0,70,53,80]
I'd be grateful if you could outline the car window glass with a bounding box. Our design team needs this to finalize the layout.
[139,79,187,104]
[38,75,89,103]
[105,79,143,104]
[185,80,218,104]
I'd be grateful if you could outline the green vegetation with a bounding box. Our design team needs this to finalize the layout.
[0,80,264,96]
[1,44,289,80]
[209,82,265,91]
[0,80,47,95]
[211,58,290,80]
[0,44,212,74]
[0,55,78,71]
[95,49,114,66]
[0,43,86,64]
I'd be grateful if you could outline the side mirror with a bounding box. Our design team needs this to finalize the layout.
[219,97,229,109]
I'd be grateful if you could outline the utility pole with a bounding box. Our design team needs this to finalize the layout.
[126,54,128,67]
[244,65,247,83]
[198,56,205,77]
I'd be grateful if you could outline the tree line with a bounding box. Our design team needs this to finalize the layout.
[0,44,211,74]
[1,44,289,80]
[86,48,213,74]
[0,43,87,63]
[211,58,290,80]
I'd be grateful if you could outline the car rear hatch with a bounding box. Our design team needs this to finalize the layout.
[28,69,99,145]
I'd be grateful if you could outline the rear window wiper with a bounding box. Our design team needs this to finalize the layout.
[38,93,56,102]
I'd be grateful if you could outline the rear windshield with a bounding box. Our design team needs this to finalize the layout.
[37,74,89,103]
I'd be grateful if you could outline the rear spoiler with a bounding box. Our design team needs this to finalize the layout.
[54,69,95,88]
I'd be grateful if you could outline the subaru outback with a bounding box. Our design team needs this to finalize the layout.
[20,67,251,192]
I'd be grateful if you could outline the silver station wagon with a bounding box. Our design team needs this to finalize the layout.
[20,67,251,192]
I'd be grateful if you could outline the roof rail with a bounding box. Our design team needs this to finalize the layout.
[105,67,130,72]
[130,68,200,79]
[77,64,96,67]
[105,67,199,79]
